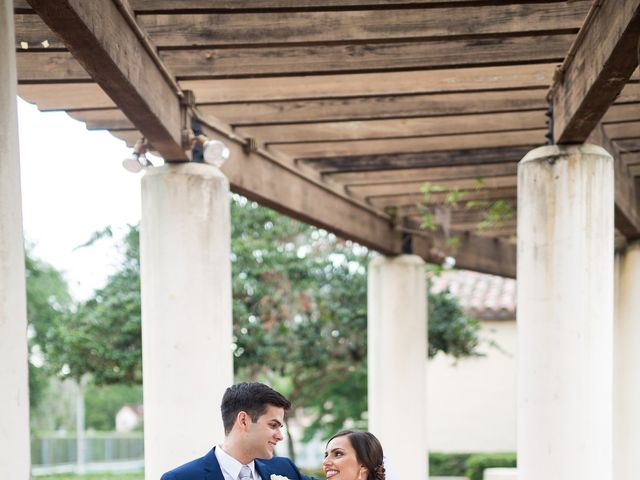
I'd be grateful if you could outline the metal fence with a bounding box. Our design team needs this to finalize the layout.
[32,432,144,466]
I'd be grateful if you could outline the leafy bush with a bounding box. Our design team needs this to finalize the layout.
[429,452,472,476]
[465,452,517,480]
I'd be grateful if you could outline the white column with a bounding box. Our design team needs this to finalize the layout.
[368,255,427,480]
[0,2,31,479]
[517,144,614,480]
[141,163,234,480]
[614,241,640,480]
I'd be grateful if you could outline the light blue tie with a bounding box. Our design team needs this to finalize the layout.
[239,465,252,480]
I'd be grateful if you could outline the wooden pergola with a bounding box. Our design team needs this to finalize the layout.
[12,0,640,278]
[2,1,640,480]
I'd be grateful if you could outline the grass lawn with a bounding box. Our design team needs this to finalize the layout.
[36,473,143,480]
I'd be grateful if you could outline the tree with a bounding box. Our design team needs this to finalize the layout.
[57,196,481,453]
[229,196,481,447]
[24,249,73,409]
[49,226,142,385]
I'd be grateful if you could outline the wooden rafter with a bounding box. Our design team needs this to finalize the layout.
[552,0,640,144]
[25,0,188,160]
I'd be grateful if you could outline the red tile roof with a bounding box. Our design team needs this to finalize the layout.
[430,270,516,321]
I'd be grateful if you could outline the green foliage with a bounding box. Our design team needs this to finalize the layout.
[56,196,481,449]
[428,290,481,359]
[25,249,73,408]
[85,384,143,431]
[429,452,472,476]
[478,199,515,231]
[465,452,517,480]
[418,178,513,242]
[51,226,142,384]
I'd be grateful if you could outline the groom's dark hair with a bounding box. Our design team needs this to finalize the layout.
[221,382,291,434]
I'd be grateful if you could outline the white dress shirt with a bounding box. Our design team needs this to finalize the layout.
[215,445,258,480]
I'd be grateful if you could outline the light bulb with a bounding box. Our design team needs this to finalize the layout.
[203,139,230,167]
[122,152,151,173]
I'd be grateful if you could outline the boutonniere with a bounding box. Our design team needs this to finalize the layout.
[270,475,290,480]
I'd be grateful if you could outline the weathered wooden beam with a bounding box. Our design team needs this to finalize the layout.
[299,146,534,173]
[25,0,188,160]
[238,111,545,143]
[66,109,134,130]
[162,34,573,79]
[412,225,517,278]
[129,0,582,12]
[323,162,518,185]
[14,13,65,49]
[615,138,640,153]
[604,103,640,123]
[200,89,547,125]
[624,152,640,166]
[604,121,640,141]
[18,82,114,109]
[398,199,517,220]
[552,0,640,144]
[204,122,518,277]
[139,3,587,47]
[348,176,517,199]
[278,130,546,159]
[180,64,557,103]
[368,186,518,209]
[589,124,640,239]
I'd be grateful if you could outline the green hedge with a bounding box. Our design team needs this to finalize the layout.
[465,452,517,480]
[429,452,472,476]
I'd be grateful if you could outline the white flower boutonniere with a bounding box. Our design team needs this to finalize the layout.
[270,475,290,480]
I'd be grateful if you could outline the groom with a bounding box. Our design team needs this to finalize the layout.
[160,382,316,480]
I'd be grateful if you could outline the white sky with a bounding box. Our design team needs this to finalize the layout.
[17,97,144,300]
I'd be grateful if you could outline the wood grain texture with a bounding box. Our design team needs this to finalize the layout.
[237,111,546,143]
[368,186,518,208]
[323,162,518,185]
[25,0,187,159]
[589,124,640,238]
[129,0,578,12]
[347,175,517,199]
[161,34,573,79]
[199,89,547,125]
[278,130,547,158]
[553,0,640,143]
[18,83,115,109]
[299,146,534,172]
[139,3,587,47]
[180,64,557,102]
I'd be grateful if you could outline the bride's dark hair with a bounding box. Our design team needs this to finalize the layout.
[327,430,385,480]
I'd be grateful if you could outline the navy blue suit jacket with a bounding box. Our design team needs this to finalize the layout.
[160,447,317,480]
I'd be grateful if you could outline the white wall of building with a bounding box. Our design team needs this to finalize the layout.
[427,319,517,453]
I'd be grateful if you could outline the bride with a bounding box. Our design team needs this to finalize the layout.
[322,430,390,480]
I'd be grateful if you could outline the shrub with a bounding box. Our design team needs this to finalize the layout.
[429,452,472,476]
[465,452,517,480]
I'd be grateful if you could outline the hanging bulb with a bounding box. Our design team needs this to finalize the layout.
[122,152,151,173]
[122,138,152,173]
[203,139,230,168]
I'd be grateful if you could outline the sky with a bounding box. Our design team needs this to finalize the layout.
[17,98,144,300]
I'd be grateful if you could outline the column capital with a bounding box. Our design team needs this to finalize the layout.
[143,161,229,182]
[520,144,612,165]
[369,253,425,268]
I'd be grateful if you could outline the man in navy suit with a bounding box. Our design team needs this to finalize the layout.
[160,382,316,480]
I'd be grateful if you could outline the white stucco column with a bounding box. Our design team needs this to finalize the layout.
[517,144,614,480]
[368,255,427,480]
[141,163,234,480]
[614,241,640,480]
[0,2,31,479]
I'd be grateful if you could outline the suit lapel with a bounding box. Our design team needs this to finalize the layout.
[203,447,226,480]
[255,460,271,480]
